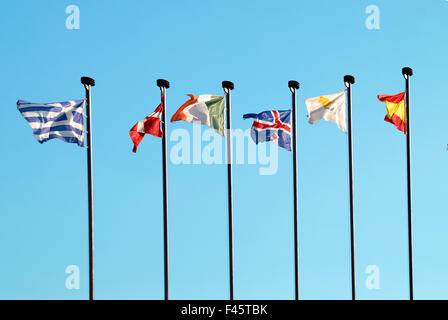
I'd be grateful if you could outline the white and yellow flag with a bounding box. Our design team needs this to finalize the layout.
[304,91,347,132]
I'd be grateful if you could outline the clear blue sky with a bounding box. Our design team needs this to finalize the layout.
[0,0,447,300]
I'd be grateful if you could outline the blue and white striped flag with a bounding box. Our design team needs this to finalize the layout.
[17,99,85,146]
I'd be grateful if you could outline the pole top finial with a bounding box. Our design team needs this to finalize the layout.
[402,67,413,77]
[157,79,170,89]
[344,75,355,85]
[81,77,95,86]
[288,80,300,90]
[222,81,234,90]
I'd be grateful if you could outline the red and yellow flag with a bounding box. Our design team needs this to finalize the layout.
[377,92,406,134]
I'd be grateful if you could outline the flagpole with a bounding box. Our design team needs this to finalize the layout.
[157,79,170,300]
[402,67,414,300]
[222,80,235,300]
[344,75,356,300]
[81,76,95,301]
[288,80,300,300]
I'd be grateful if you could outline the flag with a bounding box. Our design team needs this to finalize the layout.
[377,92,406,134]
[243,109,292,151]
[129,98,163,153]
[171,94,225,135]
[304,91,347,132]
[17,99,85,146]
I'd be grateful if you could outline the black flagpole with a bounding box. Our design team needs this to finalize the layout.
[288,80,300,300]
[222,80,235,300]
[157,79,170,300]
[344,75,356,300]
[402,67,414,300]
[81,76,95,301]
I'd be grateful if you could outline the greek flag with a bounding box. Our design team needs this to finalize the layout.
[17,99,85,146]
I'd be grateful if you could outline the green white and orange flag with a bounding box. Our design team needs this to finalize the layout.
[171,94,225,135]
[377,92,406,134]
